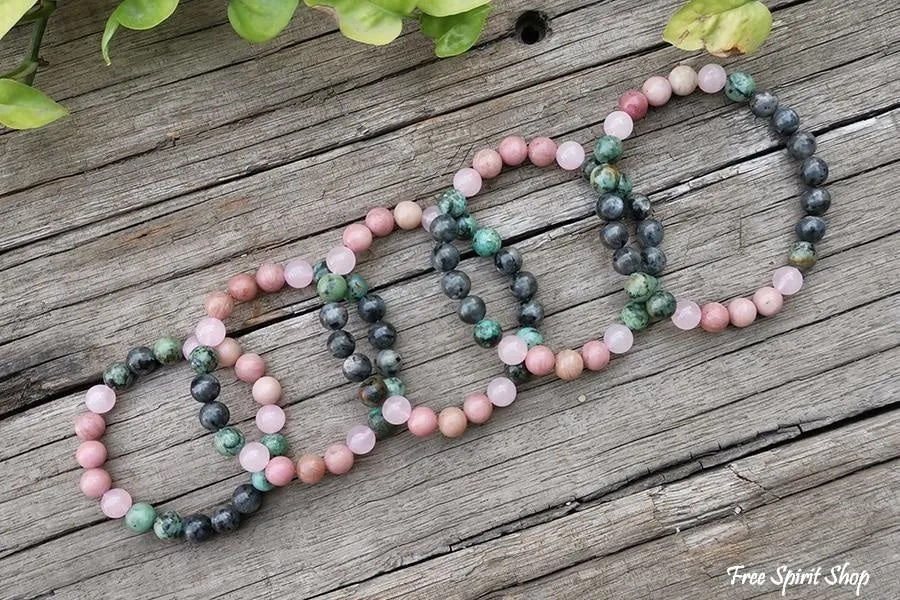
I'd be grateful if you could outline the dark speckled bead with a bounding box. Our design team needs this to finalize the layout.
[210,504,241,533]
[199,401,229,431]
[432,243,461,272]
[510,271,537,301]
[629,194,652,220]
[189,346,218,374]
[645,290,677,319]
[327,330,356,359]
[504,363,530,384]
[593,135,623,163]
[725,72,755,102]
[617,174,633,198]
[214,427,245,456]
[801,188,831,216]
[313,259,330,283]
[319,303,348,330]
[260,434,288,456]
[367,407,397,440]
[126,347,158,376]
[801,157,829,186]
[442,271,471,300]
[796,216,827,243]
[516,327,544,348]
[368,321,397,349]
[430,214,458,243]
[103,362,134,390]
[636,219,664,247]
[518,300,544,328]
[458,296,487,324]
[358,376,388,407]
[473,228,502,257]
[772,107,800,136]
[357,294,386,323]
[153,511,183,540]
[600,221,629,249]
[183,514,214,542]
[612,246,642,276]
[788,241,817,271]
[494,247,523,275]
[641,247,667,276]
[590,164,620,193]
[624,272,659,302]
[343,354,373,382]
[151,336,182,365]
[473,319,503,348]
[438,189,467,217]
[596,193,626,221]
[376,349,402,377]
[749,90,778,117]
[456,214,478,240]
[345,273,369,301]
[621,302,651,331]
[581,156,599,181]
[787,131,817,160]
[232,484,263,514]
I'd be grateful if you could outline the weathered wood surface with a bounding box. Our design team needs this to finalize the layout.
[0,0,898,598]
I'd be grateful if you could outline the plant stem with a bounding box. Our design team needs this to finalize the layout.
[23,0,56,85]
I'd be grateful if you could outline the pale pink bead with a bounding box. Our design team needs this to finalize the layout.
[182,335,200,360]
[326,245,356,276]
[603,111,634,139]
[256,262,285,293]
[252,376,282,405]
[700,302,730,333]
[487,377,516,407]
[407,406,438,437]
[618,89,649,120]
[421,205,441,232]
[453,168,483,198]
[195,316,227,347]
[84,385,116,414]
[697,64,727,93]
[525,345,556,376]
[753,287,784,317]
[728,298,758,328]
[581,340,610,371]
[642,75,672,107]
[342,223,373,254]
[528,137,558,167]
[463,393,493,425]
[772,266,804,295]
[366,206,395,238]
[498,135,528,166]
[79,468,111,498]
[100,488,132,519]
[239,442,271,472]
[76,441,107,469]
[324,444,354,475]
[204,291,234,320]
[75,412,106,441]
[235,353,266,383]
[394,201,423,231]
[346,425,376,455]
[215,338,242,368]
[668,65,698,96]
[603,324,634,354]
[671,300,702,330]
[264,456,295,487]
[556,141,586,171]
[473,148,503,179]
[382,395,412,425]
[284,259,314,289]
[497,335,528,366]
[256,405,286,434]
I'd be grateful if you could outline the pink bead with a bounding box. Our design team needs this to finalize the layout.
[753,287,784,317]
[671,300,702,330]
[453,168,483,198]
[618,89,649,120]
[239,442,271,472]
[100,488,132,519]
[668,65,698,96]
[324,444,354,475]
[195,316,227,347]
[555,349,584,381]
[235,353,266,383]
[75,412,106,441]
[365,206,395,238]
[215,338,242,368]
[382,395,412,425]
[700,302,730,333]
[79,468,111,499]
[394,201,423,231]
[264,456,295,487]
[256,405,286,434]
[204,292,234,320]
[497,335,528,366]
[581,340,610,371]
[76,441,107,469]
[326,245,356,276]
[729,298,758,328]
[256,262,285,293]
[84,385,116,414]
[603,324,634,354]
[252,376,282,405]
[342,223,373,254]
[227,273,258,302]
[182,335,200,360]
[487,377,517,407]
[603,111,634,139]
[297,454,326,484]
[284,259,314,289]
[528,137,558,168]
[697,64,727,94]
[498,135,528,166]
[463,393,493,424]
[772,266,804,295]
[525,345,556,376]
[438,407,467,439]
[421,205,441,232]
[642,75,672,107]
[473,148,503,179]
[346,425,376,455]
[407,406,438,437]
[556,141,586,171]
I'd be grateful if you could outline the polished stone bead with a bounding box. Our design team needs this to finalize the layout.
[376,349,402,377]
[214,426,245,456]
[250,470,274,492]
[787,131,817,160]
[103,362,134,390]
[621,302,650,331]
[318,303,348,331]
[600,221,629,249]
[190,374,220,403]
[494,247,523,275]
[801,157,829,186]
[210,504,241,533]
[345,273,369,301]
[581,156,599,180]
[474,319,503,348]
[772,107,800,135]
[612,246,642,275]
[749,90,778,117]
[189,346,218,374]
[596,193,626,221]
[199,401,230,431]
[232,484,263,514]
[459,295,487,324]
[510,271,538,301]
[312,259,331,283]
[430,214,458,243]
[183,514,214,543]
[125,503,156,533]
[788,241,817,271]
[342,354,373,382]
[442,270,471,299]
[260,433,288,457]
[518,299,544,328]
[504,362,530,384]
[637,219,664,247]
[327,330,356,359]
[358,376,389,407]
[438,189,468,217]
[725,72,755,102]
[473,228,502,257]
[590,164,621,193]
[593,135,623,163]
[357,294,386,323]
[432,243,461,272]
[624,272,659,302]
[367,407,397,440]
[801,187,831,216]
[317,274,348,302]
[796,216,828,242]
[153,511,183,540]
[629,194,652,220]
[645,290,677,319]
[151,337,182,365]
[641,247,667,276]
[456,214,478,239]
[368,321,397,349]
[516,326,544,348]
[126,347,158,376]
[384,377,406,397]
[617,173,633,198]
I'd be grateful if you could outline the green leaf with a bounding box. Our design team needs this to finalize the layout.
[420,4,490,57]
[102,0,180,65]
[0,0,36,40]
[0,78,67,129]
[417,0,490,17]
[228,0,300,43]
[304,0,416,45]
[663,0,772,57]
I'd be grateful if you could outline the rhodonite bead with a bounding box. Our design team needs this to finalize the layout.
[728,298,758,327]
[618,89,649,120]
[236,353,266,383]
[637,219,664,247]
[624,272,659,302]
[612,246,642,275]
[474,319,503,348]
[126,347,158,376]
[343,223,373,254]
[600,221,629,249]
[725,72,755,102]
[182,514,214,543]
[376,349,402,377]
[76,441,107,469]
[228,273,258,302]
[368,321,397,349]
[473,228,503,257]
[442,270,471,299]
[697,64,727,93]
[432,243,461,272]
[100,488,132,519]
[801,157,829,186]
[645,290,677,319]
[343,354,373,382]
[85,385,116,414]
[528,137,558,168]
[214,426,245,456]
[189,346,218,374]
[153,511,183,540]
[75,412,106,440]
[749,90,779,117]
[256,262,286,292]
[317,274,348,302]
[80,468,111,498]
[103,362,134,390]
[772,107,800,136]
[210,505,241,533]
[358,376,389,407]
[487,377,517,407]
[438,189,468,217]
[788,241,817,271]
[297,455,327,484]
[199,401,230,431]
[346,273,369,301]
[668,65,698,96]
[642,75,672,107]
[498,135,528,166]
[671,300,702,330]
[505,362,530,384]
[191,374,220,403]
[525,345,555,376]
[629,194,652,220]
[700,302,730,332]
[801,188,831,216]
[265,456,295,486]
[453,168,482,197]
[319,303,348,330]
[556,141,586,170]
[260,433,288,457]
[384,377,406,397]
[621,302,651,331]
[603,324,634,354]
[463,393,493,424]
[473,148,503,179]
[516,326,544,348]
[787,131,817,159]
[366,207,395,238]
[494,247,523,275]
[431,214,458,243]
[125,503,156,533]
[232,484,263,514]
[216,338,242,368]
[205,291,234,320]
[555,349,584,381]
[357,294,386,323]
[772,266,804,295]
[284,259,314,289]
[407,407,439,437]
[347,425,377,454]
[327,330,356,359]
[324,443,355,474]
[498,335,528,365]
[394,201,423,230]
[367,408,396,440]
[438,407,468,438]
[457,214,478,239]
[603,111,634,139]
[641,247,667,276]
[581,340,610,371]
[596,193,626,221]
[195,317,227,347]
[458,296,487,324]
[510,271,538,301]
[753,287,784,317]
[152,336,182,365]
[796,216,828,242]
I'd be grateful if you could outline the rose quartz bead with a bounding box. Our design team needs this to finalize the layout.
[555,349,584,381]
[100,488,132,519]
[671,300,702,330]
[581,340,610,371]
[618,89,649,120]
[215,338,242,368]
[407,406,438,437]
[772,266,804,295]
[342,223,373,254]
[438,407,468,439]
[75,412,106,441]
[204,291,234,320]
[239,442,270,472]
[525,345,556,376]
[323,444,354,475]
[498,135,528,166]
[195,316,227,347]
[697,64,727,93]
[256,405,286,434]
[394,201,422,230]
[235,353,266,383]
[421,205,441,232]
[729,298,758,328]
[284,259,314,289]
[603,324,634,354]
[264,456,295,487]
[346,425,376,455]
[76,441,107,469]
[182,335,200,360]
[80,468,111,499]
[453,168,483,198]
[487,377,517,407]
[473,148,503,179]
[668,65,698,96]
[463,393,493,424]
[642,75,672,107]
[256,263,285,293]
[366,206,395,238]
[381,395,412,425]
[85,385,116,414]
[326,245,356,276]
[556,141,586,171]
[603,111,634,139]
[700,302,730,332]
[252,376,282,405]
[297,454,326,484]
[753,287,784,317]
[528,137,558,167]
[227,273,258,302]
[497,335,528,366]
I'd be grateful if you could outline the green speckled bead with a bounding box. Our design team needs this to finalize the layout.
[473,319,503,348]
[624,272,659,302]
[345,273,369,301]
[590,164,620,193]
[367,407,396,440]
[153,511,183,540]
[617,173,633,198]
[313,259,331,283]
[457,214,478,240]
[251,471,274,492]
[594,135,623,163]
[214,426,245,456]
[317,274,348,302]
[260,434,288,457]
[621,302,651,331]
[472,228,502,257]
[581,156,599,181]
[725,72,756,103]
[645,290,677,319]
[189,346,218,374]
[103,362,134,390]
[505,362,530,384]
[788,241,817,271]
[384,376,406,397]
[152,336,182,365]
[438,189,468,217]
[124,503,156,533]
[516,327,544,348]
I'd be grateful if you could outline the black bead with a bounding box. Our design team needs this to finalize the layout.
[518,299,544,328]
[596,193,626,221]
[432,243,460,272]
[232,484,263,514]
[772,107,800,135]
[801,187,831,216]
[749,90,779,117]
[342,354,373,382]
[126,347,158,376]
[319,303,348,331]
[441,270,471,300]
[327,330,356,359]
[375,349,402,377]
[357,294,386,323]
[636,219,664,247]
[795,216,827,243]
[210,504,241,533]
[801,157,829,186]
[629,194,652,220]
[787,131,817,160]
[191,374,221,403]
[358,376,388,407]
[458,296,487,324]
[199,401,230,431]
[430,214,458,243]
[510,271,537,301]
[504,362,530,384]
[600,221,629,250]
[368,321,397,349]
[182,514,215,542]
[641,247,667,276]
[494,247,523,275]
[612,246,642,275]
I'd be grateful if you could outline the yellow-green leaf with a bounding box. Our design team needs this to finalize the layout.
[663,0,772,57]
[0,79,67,129]
[304,0,406,45]
[228,0,299,43]
[420,4,490,57]
[0,0,36,39]
[102,0,180,64]
[417,0,490,18]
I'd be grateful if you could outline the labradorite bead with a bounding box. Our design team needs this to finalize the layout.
[518,299,544,328]
[505,362,530,384]
[214,426,245,456]
[725,72,755,102]
[594,135,623,163]
[327,330,356,359]
[430,214,458,243]
[645,290,677,319]
[126,347,158,376]
[590,164,620,193]
[151,337,182,365]
[473,319,503,348]
[432,243,461,272]
[596,193,626,221]
[458,295,487,324]
[232,484,263,514]
[749,90,778,117]
[358,294,386,323]
[368,321,397,349]
[494,247,523,275]
[473,228,502,257]
[796,216,827,243]
[801,157,829,186]
[516,327,544,348]
[342,353,372,382]
[510,271,538,301]
[581,156,599,180]
[621,302,651,331]
[260,434,288,457]
[251,470,274,492]
[358,376,388,407]
[191,373,220,403]
[601,221,629,249]
[124,503,156,533]
[103,362,134,390]
[313,259,330,283]
[345,273,369,301]
[629,194,652,220]
[636,219,664,247]
[612,246,642,276]
[376,349,402,377]
[801,188,831,216]
[624,272,659,302]
[153,511,183,540]
[210,504,241,533]
[641,247,667,276]
[457,214,478,239]
[182,514,214,543]
[438,189,467,217]
[772,107,800,136]
[384,377,406,397]
[319,303,348,330]
[318,274,348,302]
[367,407,396,440]
[189,346,218,374]
[787,131,817,160]
[199,401,229,431]
[442,270,471,300]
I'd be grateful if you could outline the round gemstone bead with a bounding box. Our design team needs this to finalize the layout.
[216,338,242,368]
[265,456,295,486]
[728,298,758,328]
[102,362,133,390]
[600,221,629,249]
[528,137,558,167]
[85,385,116,414]
[438,189,468,217]
[801,157,829,186]
[697,64,727,93]
[358,376,389,407]
[516,326,544,348]
[210,504,241,533]
[581,340,610,371]
[596,193,626,221]
[342,354,373,382]
[624,272,659,302]
[189,346,218,374]
[80,468,111,498]
[473,319,503,348]
[555,349,584,381]
[382,395,412,425]
[407,406,438,437]
[375,349,402,377]
[629,194,652,220]
[366,207,395,238]
[357,294,386,323]
[343,223,373,254]
[556,141,586,170]
[668,65,697,96]
[590,164,620,194]
[796,216,827,243]
[326,246,356,276]
[457,214,478,239]
[753,287,784,317]
[473,148,503,179]
[725,72,755,102]
[637,219,664,247]
[772,107,800,135]
[671,300,702,330]
[453,168,482,197]
[517,299,544,328]
[256,405,286,434]
[749,90,779,117]
[581,157,599,180]
[458,296,487,324]
[494,247,523,275]
[617,174,633,198]
[612,247,642,276]
[422,205,441,233]
[525,345,556,376]
[228,273,258,301]
[603,324,634,354]
[498,135,528,166]
[191,373,221,403]
[646,290,677,319]
[505,362,530,384]
[153,511,183,539]
[205,291,234,320]
[251,471,274,492]
[232,484,263,514]
[312,260,330,283]
[510,271,538,301]
[284,259,314,289]
[621,302,651,331]
[430,214,458,243]
[438,407,468,439]
[100,488,132,519]
[199,401,229,431]
[256,263,285,293]
[213,426,245,456]
[368,321,397,349]
[473,228,502,257]
[182,514,215,543]
[787,131,817,160]
[151,336,182,365]
[700,302,730,333]
[346,425,376,455]
[463,393,493,424]
[76,441,107,469]
[239,442,270,472]
[497,335,528,366]
[642,75,672,106]
[260,433,288,456]
[384,377,406,397]
[394,201,423,230]
[593,135,623,163]
[181,336,199,361]
[75,412,106,441]
[328,330,356,359]
[252,375,281,405]
[235,353,266,383]
[603,111,634,139]
[432,243,461,272]
[641,247,667,276]
[195,317,226,347]
[317,274,348,302]
[125,503,156,533]
[442,270,471,299]
[618,89,649,120]
[367,407,396,440]
[788,241,817,271]
[801,188,831,216]
[297,455,327,484]
[772,266,804,295]
[487,377,517,407]
[125,346,158,376]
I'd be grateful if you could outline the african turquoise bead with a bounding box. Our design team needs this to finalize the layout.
[189,346,218,374]
[313,259,330,283]
[367,407,396,440]
[250,471,274,492]
[381,377,404,398]
[214,426,245,456]
[788,241,817,271]
[438,189,468,217]
[260,434,288,457]
[473,228,502,257]
[317,274,348,302]
[581,156,599,180]
[590,164,620,193]
[624,272,659,302]
[152,336,182,365]
[617,173,633,198]
[153,511,183,540]
[102,362,134,390]
[124,502,156,533]
[645,290,677,319]
[593,135,623,163]
[621,302,651,331]
[505,362,530,384]
[345,273,369,301]
[457,214,478,240]
[473,319,503,348]
[725,72,755,103]
[358,375,388,407]
[516,327,544,348]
